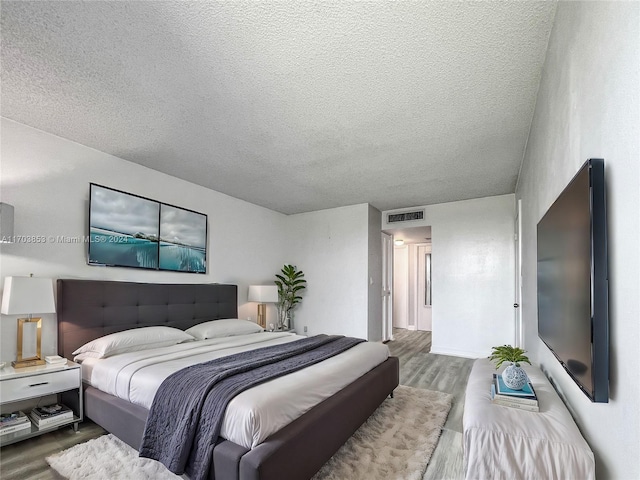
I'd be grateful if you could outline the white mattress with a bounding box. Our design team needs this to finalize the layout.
[82,332,389,449]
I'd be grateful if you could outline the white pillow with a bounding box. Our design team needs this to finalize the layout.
[73,352,102,363]
[186,319,263,340]
[72,326,194,360]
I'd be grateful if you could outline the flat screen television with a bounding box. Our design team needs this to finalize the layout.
[537,158,609,403]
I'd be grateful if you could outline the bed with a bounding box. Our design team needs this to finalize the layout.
[57,279,399,480]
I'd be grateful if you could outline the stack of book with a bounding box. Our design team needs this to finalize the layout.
[44,355,67,365]
[0,411,31,436]
[490,373,539,412]
[29,404,74,429]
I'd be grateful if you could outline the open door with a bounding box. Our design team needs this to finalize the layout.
[381,232,394,342]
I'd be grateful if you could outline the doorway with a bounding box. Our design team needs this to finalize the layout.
[382,226,432,346]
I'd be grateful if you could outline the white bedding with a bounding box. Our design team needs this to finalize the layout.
[82,332,389,449]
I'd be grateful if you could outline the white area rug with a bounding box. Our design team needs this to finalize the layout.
[46,434,181,480]
[47,385,452,480]
[313,385,452,480]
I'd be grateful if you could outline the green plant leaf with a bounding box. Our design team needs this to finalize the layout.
[274,264,306,314]
[488,344,531,369]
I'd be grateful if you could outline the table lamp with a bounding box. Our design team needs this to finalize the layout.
[248,285,278,329]
[1,275,56,368]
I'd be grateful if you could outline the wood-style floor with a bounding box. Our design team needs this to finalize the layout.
[387,328,474,480]
[0,420,105,479]
[0,329,473,480]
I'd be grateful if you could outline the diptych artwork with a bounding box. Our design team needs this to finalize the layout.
[89,184,207,273]
[159,204,206,273]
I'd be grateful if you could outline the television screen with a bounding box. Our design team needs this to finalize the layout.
[537,159,609,403]
[88,184,207,273]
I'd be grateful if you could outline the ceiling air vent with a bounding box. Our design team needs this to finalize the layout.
[387,210,424,223]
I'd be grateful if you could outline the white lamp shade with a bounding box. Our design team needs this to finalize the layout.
[1,276,56,315]
[248,285,278,303]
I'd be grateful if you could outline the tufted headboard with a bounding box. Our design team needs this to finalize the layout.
[57,279,238,360]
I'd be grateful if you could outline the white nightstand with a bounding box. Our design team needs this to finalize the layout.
[0,361,83,446]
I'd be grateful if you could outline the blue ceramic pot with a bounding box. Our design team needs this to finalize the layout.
[502,363,528,390]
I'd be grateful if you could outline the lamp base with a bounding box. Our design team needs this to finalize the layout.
[257,303,267,328]
[12,358,45,368]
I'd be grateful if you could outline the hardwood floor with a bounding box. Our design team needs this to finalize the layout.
[0,421,105,480]
[0,330,473,480]
[387,328,474,480]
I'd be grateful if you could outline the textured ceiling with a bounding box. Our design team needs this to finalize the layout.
[1,1,556,214]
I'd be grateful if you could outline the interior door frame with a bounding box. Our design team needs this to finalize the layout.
[415,243,432,331]
[514,199,523,348]
[381,232,394,341]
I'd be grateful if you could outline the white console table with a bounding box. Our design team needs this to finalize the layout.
[463,359,595,480]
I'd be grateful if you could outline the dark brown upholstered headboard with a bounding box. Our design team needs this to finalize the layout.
[57,279,238,360]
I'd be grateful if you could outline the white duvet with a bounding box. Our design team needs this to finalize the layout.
[82,332,389,449]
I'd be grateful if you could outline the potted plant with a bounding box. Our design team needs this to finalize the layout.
[274,265,306,330]
[489,345,531,390]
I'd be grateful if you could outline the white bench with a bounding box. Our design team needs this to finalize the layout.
[463,359,595,480]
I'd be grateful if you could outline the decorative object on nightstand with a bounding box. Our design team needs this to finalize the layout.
[45,355,67,365]
[1,275,56,368]
[0,411,30,436]
[489,345,531,390]
[29,403,74,429]
[248,285,278,329]
[274,264,306,331]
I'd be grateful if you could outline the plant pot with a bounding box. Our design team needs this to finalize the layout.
[502,363,528,390]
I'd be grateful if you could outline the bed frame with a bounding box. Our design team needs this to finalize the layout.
[57,279,399,480]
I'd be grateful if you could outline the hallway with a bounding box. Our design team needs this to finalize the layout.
[389,327,432,353]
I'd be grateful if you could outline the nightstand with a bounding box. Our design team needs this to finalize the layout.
[264,328,296,334]
[0,361,83,446]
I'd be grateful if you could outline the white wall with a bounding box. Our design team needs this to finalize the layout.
[287,204,370,339]
[516,2,639,479]
[0,119,383,357]
[0,119,288,359]
[383,194,515,358]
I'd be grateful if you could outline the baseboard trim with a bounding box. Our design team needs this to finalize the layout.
[430,346,483,359]
[407,325,417,331]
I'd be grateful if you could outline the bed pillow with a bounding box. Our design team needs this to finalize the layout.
[186,319,263,340]
[72,326,194,360]
[73,351,102,363]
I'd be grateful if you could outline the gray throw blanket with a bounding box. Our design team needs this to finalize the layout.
[140,334,365,480]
